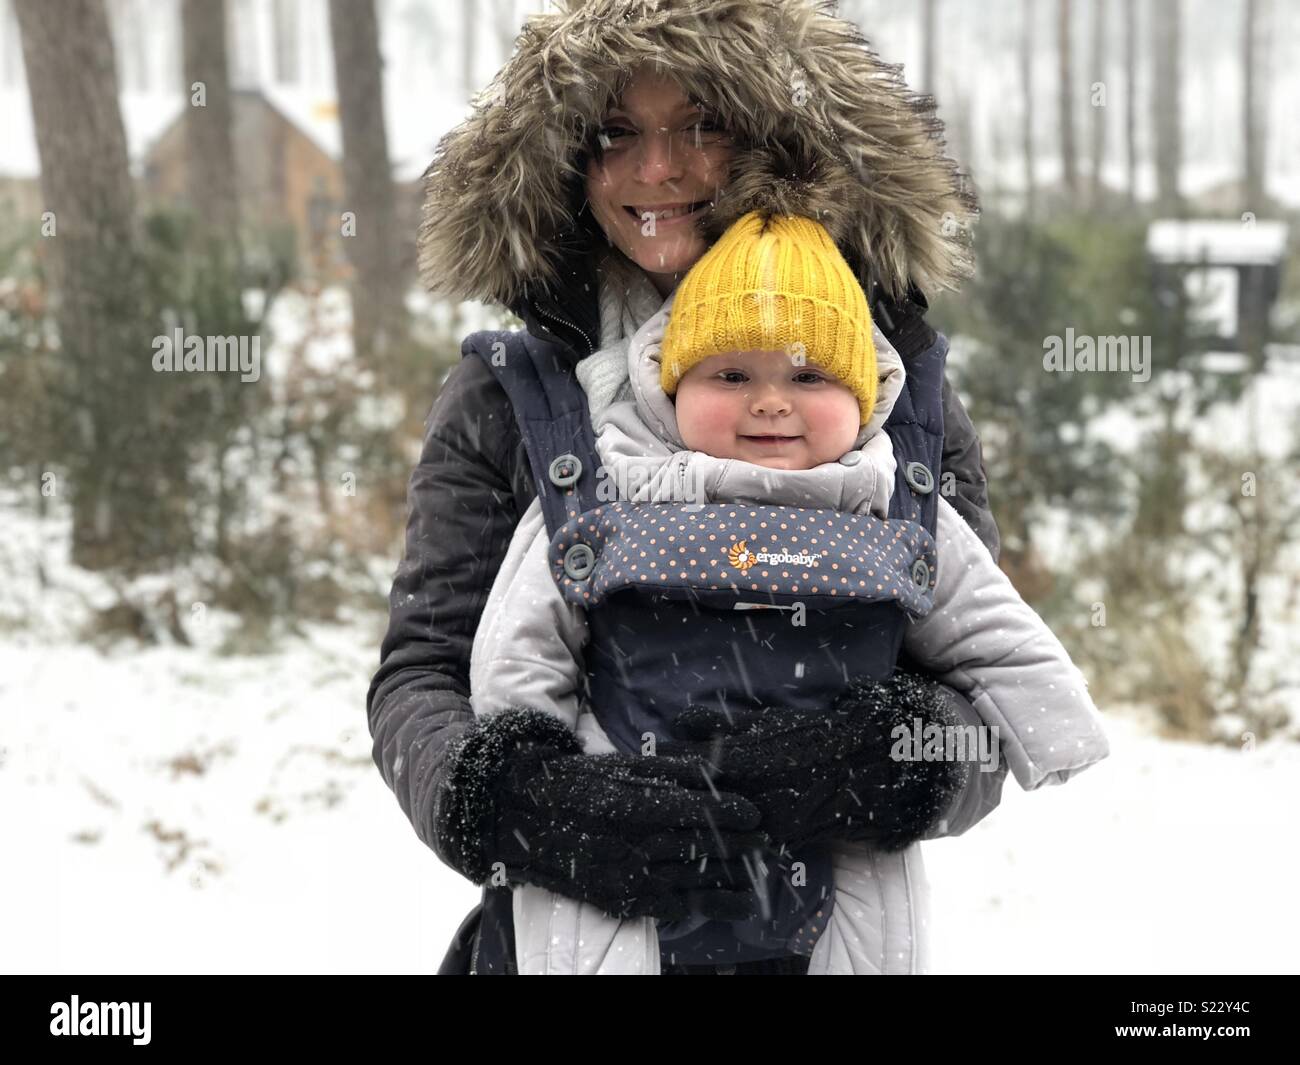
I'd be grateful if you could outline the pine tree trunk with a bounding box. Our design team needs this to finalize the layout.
[328,0,408,383]
[462,0,476,100]
[1152,0,1183,214]
[1125,0,1137,205]
[181,0,240,241]
[1022,0,1036,219]
[1058,0,1078,198]
[491,0,519,65]
[1242,0,1264,211]
[921,0,937,96]
[15,0,182,572]
[1089,0,1107,208]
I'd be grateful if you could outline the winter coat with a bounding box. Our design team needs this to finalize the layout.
[469,272,1110,974]
[367,0,1009,974]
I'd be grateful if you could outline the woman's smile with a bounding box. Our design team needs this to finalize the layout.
[623,201,714,227]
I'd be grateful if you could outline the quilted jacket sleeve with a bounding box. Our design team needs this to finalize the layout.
[365,353,531,867]
[904,497,1110,792]
[918,685,1009,839]
[940,372,1001,564]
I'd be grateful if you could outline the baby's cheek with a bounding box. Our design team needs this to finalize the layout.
[805,392,862,459]
[677,392,740,451]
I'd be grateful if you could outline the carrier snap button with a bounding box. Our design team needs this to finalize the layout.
[839,451,863,466]
[562,543,595,580]
[911,558,932,590]
[903,461,934,495]
[548,454,582,487]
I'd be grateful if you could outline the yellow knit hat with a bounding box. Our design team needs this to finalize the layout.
[660,210,877,422]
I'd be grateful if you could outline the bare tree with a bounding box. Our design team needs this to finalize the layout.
[328,0,409,380]
[462,0,477,99]
[1125,0,1137,205]
[1089,0,1107,208]
[1058,0,1078,197]
[920,0,937,96]
[1152,0,1183,213]
[1022,0,1036,218]
[181,0,240,241]
[951,90,976,176]
[491,0,520,65]
[1242,0,1265,210]
[14,0,187,571]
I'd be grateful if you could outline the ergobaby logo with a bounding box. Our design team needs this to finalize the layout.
[726,539,822,575]
[50,996,151,1045]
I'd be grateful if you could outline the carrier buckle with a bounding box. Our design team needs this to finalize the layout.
[903,461,934,495]
[562,543,595,580]
[548,454,583,488]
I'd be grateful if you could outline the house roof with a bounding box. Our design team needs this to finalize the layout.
[1147,220,1291,266]
[0,88,179,180]
[0,82,464,186]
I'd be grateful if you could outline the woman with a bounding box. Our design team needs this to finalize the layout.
[368,0,1007,975]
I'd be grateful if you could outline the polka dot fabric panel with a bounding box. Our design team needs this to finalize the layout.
[549,501,938,617]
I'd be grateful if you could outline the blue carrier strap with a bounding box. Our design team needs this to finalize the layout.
[882,332,947,536]
[461,329,606,539]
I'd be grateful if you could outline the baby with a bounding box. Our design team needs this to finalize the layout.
[469,214,1110,974]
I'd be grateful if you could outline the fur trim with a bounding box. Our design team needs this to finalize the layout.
[418,0,977,311]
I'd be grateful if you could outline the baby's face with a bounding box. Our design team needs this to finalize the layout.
[673,349,861,470]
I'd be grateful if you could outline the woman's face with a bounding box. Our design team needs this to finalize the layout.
[585,68,735,298]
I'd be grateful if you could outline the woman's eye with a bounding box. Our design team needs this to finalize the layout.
[599,125,631,140]
[688,120,729,144]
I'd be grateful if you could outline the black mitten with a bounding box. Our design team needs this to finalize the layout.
[434,707,771,922]
[656,670,973,853]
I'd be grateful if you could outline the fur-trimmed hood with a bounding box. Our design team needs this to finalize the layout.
[418,0,977,328]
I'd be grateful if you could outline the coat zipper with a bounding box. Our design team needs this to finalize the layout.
[534,300,594,359]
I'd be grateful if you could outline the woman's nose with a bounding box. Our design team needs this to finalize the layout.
[633,128,687,183]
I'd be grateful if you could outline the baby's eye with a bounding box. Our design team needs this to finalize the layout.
[794,371,825,384]
[717,370,748,384]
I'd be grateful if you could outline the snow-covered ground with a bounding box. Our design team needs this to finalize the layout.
[0,308,1296,973]
[0,611,482,976]
[2,599,1297,974]
[928,709,1300,975]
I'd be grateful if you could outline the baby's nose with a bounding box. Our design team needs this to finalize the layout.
[752,388,792,414]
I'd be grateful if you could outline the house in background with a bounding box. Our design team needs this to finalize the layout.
[142,87,424,282]
[1147,219,1291,368]
[0,0,442,283]
[142,88,352,278]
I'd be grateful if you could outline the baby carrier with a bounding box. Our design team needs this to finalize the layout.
[449,325,946,973]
